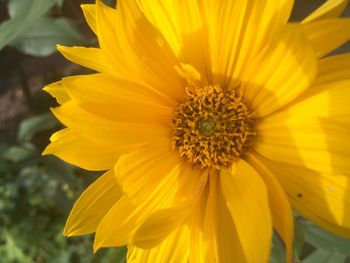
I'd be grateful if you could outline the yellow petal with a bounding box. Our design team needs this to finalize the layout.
[94,157,206,251]
[94,1,144,78]
[51,101,170,146]
[43,128,126,171]
[127,223,190,263]
[259,156,350,230]
[315,54,350,86]
[79,102,172,126]
[115,139,207,207]
[132,203,192,248]
[255,82,350,174]
[62,74,168,105]
[189,173,246,263]
[240,24,317,117]
[64,170,122,236]
[248,154,294,263]
[291,198,350,239]
[136,0,212,82]
[174,63,201,85]
[43,81,70,105]
[220,160,272,263]
[216,180,247,263]
[62,74,174,121]
[256,121,350,175]
[138,0,294,84]
[57,45,113,73]
[136,0,203,58]
[303,0,349,23]
[204,0,293,83]
[189,184,215,263]
[95,1,120,65]
[120,0,185,97]
[96,0,184,101]
[302,19,350,58]
[94,195,137,250]
[81,4,96,34]
[94,178,196,251]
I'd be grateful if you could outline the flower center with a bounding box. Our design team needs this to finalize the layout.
[197,118,216,136]
[172,85,256,170]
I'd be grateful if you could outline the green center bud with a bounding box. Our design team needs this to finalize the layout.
[197,118,216,136]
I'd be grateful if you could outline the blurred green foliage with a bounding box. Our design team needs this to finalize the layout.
[0,0,126,262]
[0,0,350,262]
[0,0,87,56]
[271,218,350,263]
[0,112,127,262]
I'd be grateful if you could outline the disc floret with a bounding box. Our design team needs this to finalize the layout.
[172,85,255,170]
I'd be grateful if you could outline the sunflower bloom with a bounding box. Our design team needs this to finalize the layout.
[44,0,350,262]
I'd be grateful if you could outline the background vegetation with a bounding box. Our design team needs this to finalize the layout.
[0,0,349,262]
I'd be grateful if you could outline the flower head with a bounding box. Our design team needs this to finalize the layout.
[44,0,350,262]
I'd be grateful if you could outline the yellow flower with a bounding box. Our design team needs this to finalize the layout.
[44,0,350,262]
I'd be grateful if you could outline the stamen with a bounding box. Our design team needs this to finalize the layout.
[172,85,255,170]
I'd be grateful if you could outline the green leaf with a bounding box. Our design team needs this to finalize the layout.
[300,219,350,257]
[11,17,87,56]
[294,220,305,261]
[115,246,127,263]
[17,112,58,143]
[8,0,60,18]
[0,228,33,263]
[1,144,36,162]
[270,234,287,263]
[102,0,116,7]
[302,249,347,263]
[57,0,64,8]
[0,0,62,50]
[0,141,11,156]
[41,156,78,186]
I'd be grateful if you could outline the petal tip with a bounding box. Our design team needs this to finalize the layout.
[63,224,74,237]
[41,146,50,156]
[93,239,101,254]
[56,44,64,51]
